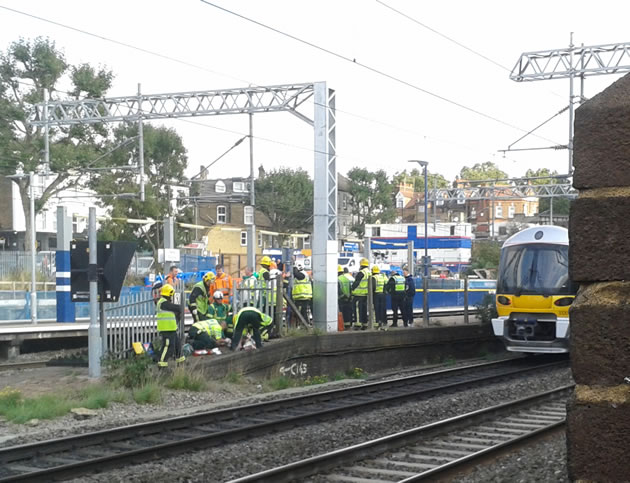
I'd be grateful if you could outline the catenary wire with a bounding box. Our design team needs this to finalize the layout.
[198,0,562,145]
[1,6,531,168]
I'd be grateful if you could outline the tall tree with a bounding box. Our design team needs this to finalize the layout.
[524,167,571,214]
[90,124,189,257]
[0,37,113,250]
[347,167,395,238]
[459,162,508,183]
[392,168,449,192]
[255,167,313,236]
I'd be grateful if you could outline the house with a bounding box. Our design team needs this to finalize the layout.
[195,177,309,277]
[0,175,102,251]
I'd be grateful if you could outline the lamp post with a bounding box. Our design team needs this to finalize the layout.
[409,160,429,327]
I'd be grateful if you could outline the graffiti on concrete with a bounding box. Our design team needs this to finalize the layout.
[279,361,308,377]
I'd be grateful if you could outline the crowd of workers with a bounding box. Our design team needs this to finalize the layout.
[152,255,416,366]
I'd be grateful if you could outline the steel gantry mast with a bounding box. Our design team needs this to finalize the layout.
[510,37,630,173]
[29,82,339,332]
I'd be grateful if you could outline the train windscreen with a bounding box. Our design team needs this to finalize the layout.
[497,243,575,295]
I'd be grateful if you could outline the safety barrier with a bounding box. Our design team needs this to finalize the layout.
[233,278,278,321]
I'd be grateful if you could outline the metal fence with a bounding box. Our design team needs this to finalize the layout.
[0,251,56,280]
[104,288,157,358]
[233,278,278,321]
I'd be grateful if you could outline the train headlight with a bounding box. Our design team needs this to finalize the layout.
[497,296,511,305]
[554,297,574,307]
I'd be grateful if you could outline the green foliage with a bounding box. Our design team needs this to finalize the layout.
[105,354,154,388]
[304,375,329,386]
[459,162,507,182]
[470,240,501,270]
[525,168,571,215]
[164,367,208,392]
[0,37,114,250]
[91,124,191,253]
[224,372,244,384]
[346,367,366,379]
[392,168,449,192]
[132,383,161,405]
[347,167,396,238]
[255,167,314,235]
[267,376,294,391]
[475,293,498,324]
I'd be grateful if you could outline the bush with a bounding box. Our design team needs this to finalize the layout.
[105,354,155,388]
[475,293,498,324]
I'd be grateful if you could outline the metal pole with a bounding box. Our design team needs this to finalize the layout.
[568,33,575,175]
[550,197,554,225]
[248,113,256,269]
[29,172,37,324]
[100,301,106,357]
[43,89,50,176]
[88,207,101,378]
[138,83,145,202]
[423,165,429,327]
[463,275,469,324]
[433,176,436,231]
[407,241,414,277]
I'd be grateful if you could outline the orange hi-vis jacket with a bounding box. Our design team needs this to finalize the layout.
[210,273,233,304]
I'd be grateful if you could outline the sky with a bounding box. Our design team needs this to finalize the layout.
[1,0,629,184]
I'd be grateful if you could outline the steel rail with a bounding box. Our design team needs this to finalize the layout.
[0,360,49,372]
[230,385,572,482]
[0,356,568,482]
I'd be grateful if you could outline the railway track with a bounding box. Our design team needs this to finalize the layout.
[0,360,49,372]
[0,356,567,482]
[232,385,571,482]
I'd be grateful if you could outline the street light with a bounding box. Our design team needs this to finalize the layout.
[409,160,429,327]
[7,172,37,324]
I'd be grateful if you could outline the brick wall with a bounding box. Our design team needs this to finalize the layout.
[567,72,630,481]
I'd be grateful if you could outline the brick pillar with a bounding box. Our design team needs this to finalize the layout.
[568,74,630,481]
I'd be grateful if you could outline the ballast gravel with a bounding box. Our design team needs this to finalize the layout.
[59,365,572,483]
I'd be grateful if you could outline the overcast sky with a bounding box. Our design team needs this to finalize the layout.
[1,0,628,184]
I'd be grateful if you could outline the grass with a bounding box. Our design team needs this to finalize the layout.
[132,383,161,405]
[0,385,128,424]
[224,372,245,384]
[164,367,208,392]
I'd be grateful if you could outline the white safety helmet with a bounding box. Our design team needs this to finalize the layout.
[213,290,223,299]
[296,263,304,271]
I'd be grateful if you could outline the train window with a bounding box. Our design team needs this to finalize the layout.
[497,243,575,296]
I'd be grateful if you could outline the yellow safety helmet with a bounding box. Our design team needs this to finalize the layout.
[203,271,216,284]
[360,258,369,267]
[161,284,175,297]
[261,256,272,266]
[372,265,380,274]
[337,264,343,273]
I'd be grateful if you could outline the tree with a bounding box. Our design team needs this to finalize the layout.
[470,240,501,270]
[255,167,313,237]
[0,37,113,250]
[524,168,571,215]
[459,162,508,183]
[346,167,396,238]
[90,124,189,258]
[391,168,449,192]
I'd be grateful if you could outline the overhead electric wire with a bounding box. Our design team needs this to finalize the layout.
[1,4,532,168]
[0,4,251,86]
[199,0,561,145]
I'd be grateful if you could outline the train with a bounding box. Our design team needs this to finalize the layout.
[491,226,577,353]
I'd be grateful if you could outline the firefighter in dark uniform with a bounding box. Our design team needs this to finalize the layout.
[230,306,273,350]
[156,284,185,367]
[371,265,388,330]
[351,258,370,330]
[386,270,407,327]
[188,319,229,350]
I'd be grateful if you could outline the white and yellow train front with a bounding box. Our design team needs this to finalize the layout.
[491,226,577,353]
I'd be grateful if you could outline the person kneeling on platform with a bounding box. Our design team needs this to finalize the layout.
[189,319,230,350]
[156,284,185,368]
[230,306,272,351]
